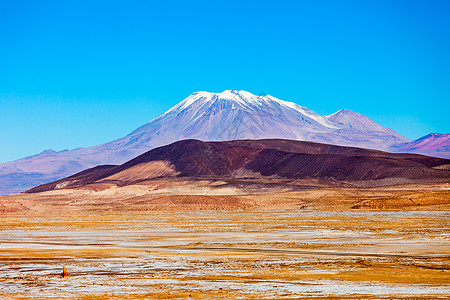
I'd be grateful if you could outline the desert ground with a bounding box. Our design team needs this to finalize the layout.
[0,181,449,299]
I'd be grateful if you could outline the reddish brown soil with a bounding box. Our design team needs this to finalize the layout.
[27,139,450,193]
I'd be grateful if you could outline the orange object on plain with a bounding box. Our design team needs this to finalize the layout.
[62,265,68,277]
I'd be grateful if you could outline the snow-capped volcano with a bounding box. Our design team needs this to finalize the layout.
[96,90,407,154]
[115,90,339,148]
[0,90,414,194]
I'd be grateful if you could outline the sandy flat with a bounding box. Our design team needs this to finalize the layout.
[0,208,449,299]
[0,182,449,298]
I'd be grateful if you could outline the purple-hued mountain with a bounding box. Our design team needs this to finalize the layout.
[390,133,450,159]
[0,90,443,195]
[27,139,450,194]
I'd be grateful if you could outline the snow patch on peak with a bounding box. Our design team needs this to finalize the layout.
[218,90,238,98]
[327,109,358,118]
[264,95,338,129]
[157,90,346,131]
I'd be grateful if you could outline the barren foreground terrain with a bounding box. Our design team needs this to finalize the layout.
[0,184,449,299]
[2,179,450,213]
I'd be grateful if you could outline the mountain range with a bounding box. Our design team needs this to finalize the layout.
[1,90,448,195]
[389,133,450,158]
[28,139,450,194]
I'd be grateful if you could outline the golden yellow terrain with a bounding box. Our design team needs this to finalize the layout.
[0,182,449,298]
[0,209,449,299]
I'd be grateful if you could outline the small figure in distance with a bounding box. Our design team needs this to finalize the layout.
[61,265,68,278]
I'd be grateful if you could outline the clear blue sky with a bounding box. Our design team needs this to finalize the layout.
[1,0,449,163]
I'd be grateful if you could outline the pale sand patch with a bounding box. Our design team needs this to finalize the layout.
[101,160,179,182]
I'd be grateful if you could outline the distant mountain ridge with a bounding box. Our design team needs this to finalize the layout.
[390,133,450,159]
[1,90,445,195]
[27,139,450,193]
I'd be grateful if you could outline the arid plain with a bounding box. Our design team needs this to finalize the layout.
[0,180,449,299]
[2,0,450,298]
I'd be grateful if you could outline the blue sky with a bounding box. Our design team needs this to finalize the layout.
[1,0,449,163]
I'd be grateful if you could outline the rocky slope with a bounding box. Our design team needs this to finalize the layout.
[28,139,450,193]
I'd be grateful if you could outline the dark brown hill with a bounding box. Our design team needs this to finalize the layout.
[27,139,450,193]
